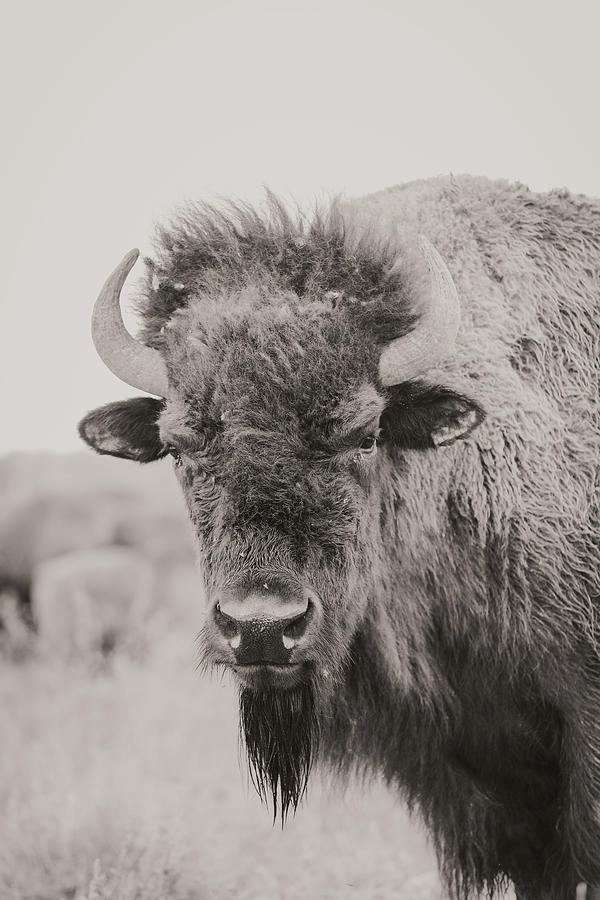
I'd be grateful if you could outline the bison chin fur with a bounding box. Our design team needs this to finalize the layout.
[239,677,320,823]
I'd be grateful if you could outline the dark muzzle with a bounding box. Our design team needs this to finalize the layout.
[212,578,319,666]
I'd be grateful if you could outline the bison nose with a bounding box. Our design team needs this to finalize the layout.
[213,587,316,665]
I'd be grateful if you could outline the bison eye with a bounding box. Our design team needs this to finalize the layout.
[359,435,378,454]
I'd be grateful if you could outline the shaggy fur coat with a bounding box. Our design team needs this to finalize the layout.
[83,176,600,899]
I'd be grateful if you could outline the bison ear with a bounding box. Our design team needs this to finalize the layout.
[78,397,169,462]
[382,382,485,450]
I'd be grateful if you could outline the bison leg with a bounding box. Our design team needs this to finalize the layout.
[560,685,600,888]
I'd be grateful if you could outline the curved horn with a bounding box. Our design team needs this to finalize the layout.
[378,236,460,386]
[92,249,170,398]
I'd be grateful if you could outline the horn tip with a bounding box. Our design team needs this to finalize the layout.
[123,248,140,268]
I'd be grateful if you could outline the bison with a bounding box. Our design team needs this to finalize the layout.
[78,175,600,900]
[0,490,123,616]
[31,546,155,659]
[0,488,193,617]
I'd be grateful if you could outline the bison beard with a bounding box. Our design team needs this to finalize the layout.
[239,678,320,823]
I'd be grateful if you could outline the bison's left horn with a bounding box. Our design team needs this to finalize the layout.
[378,237,460,386]
[91,249,170,398]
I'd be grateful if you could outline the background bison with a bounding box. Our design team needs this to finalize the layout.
[79,175,600,899]
[0,463,193,610]
[32,546,156,659]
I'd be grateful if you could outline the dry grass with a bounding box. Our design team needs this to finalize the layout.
[1,568,445,900]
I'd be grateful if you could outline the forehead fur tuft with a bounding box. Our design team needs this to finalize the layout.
[135,193,418,348]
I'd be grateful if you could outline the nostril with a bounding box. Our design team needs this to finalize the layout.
[214,603,240,641]
[282,599,313,645]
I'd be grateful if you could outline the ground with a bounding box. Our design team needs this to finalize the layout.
[0,566,448,900]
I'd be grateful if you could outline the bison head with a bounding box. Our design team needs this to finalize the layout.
[79,205,483,818]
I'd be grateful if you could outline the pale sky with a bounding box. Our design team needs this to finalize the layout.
[2,0,599,453]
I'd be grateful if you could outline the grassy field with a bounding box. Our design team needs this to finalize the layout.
[0,566,452,900]
[0,556,524,900]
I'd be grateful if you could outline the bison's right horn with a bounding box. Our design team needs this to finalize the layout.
[91,249,171,398]
[378,237,460,386]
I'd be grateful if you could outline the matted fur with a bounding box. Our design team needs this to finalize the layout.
[135,193,420,352]
[239,679,320,823]
[81,176,600,900]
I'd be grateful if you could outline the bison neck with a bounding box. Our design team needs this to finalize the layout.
[319,619,571,897]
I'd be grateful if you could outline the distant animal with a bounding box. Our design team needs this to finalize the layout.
[31,546,155,657]
[0,489,193,614]
[79,176,600,900]
[0,491,120,614]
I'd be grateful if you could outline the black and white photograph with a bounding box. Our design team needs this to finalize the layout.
[2,2,600,898]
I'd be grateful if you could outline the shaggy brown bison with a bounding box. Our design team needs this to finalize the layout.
[79,176,600,899]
